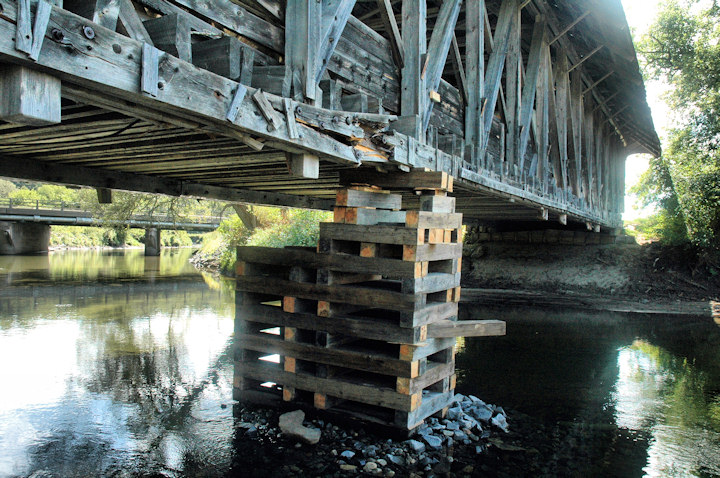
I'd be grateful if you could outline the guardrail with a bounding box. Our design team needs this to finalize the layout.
[0,198,231,225]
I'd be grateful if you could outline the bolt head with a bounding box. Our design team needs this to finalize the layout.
[82,25,95,39]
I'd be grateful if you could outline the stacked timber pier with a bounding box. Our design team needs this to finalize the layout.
[234,174,505,430]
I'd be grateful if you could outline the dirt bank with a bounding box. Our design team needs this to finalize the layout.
[462,239,719,302]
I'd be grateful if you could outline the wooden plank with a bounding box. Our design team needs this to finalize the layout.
[238,303,424,343]
[29,0,52,61]
[427,319,506,338]
[319,223,423,245]
[225,84,248,123]
[236,276,419,310]
[15,0,32,55]
[236,362,419,411]
[64,0,120,30]
[335,189,402,210]
[192,36,246,82]
[140,43,159,97]
[403,243,463,262]
[237,333,416,377]
[283,98,299,139]
[405,211,462,229]
[252,89,283,131]
[339,169,452,191]
[337,207,407,225]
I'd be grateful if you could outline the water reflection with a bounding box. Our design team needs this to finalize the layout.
[457,305,720,477]
[0,250,235,477]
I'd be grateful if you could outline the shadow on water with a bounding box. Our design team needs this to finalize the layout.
[457,305,720,477]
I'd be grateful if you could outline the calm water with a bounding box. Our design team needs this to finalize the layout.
[0,249,719,477]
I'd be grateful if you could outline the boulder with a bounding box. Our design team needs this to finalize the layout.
[279,410,321,445]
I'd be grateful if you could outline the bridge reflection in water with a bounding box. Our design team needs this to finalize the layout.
[0,250,718,477]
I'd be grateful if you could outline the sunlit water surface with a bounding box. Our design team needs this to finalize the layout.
[0,249,718,477]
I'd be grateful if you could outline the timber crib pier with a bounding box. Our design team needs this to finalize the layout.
[234,179,504,430]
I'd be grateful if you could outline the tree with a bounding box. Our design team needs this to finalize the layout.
[0,178,16,198]
[639,0,720,251]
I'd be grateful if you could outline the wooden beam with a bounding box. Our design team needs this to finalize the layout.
[64,0,120,30]
[286,0,321,101]
[288,152,320,179]
[117,0,154,44]
[427,319,505,338]
[421,0,462,133]
[464,0,485,155]
[400,0,427,139]
[317,0,357,83]
[376,0,404,69]
[518,16,547,167]
[0,154,334,210]
[478,0,518,161]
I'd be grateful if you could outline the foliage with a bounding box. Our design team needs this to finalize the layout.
[196,208,332,275]
[0,178,16,197]
[637,0,720,251]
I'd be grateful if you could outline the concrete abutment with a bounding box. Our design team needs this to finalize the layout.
[0,221,50,255]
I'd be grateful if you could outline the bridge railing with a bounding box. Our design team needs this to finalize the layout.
[0,198,232,225]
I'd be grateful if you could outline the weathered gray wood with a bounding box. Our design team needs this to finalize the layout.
[316,0,357,83]
[192,37,252,82]
[251,66,290,96]
[283,98,299,139]
[15,0,32,55]
[117,0,153,44]
[252,89,283,131]
[29,0,52,61]
[140,43,159,97]
[341,93,368,113]
[96,187,112,204]
[286,0,321,101]
[504,5,521,171]
[143,13,192,62]
[288,152,320,179]
[400,0,426,140]
[0,65,60,125]
[64,0,120,30]
[427,319,506,338]
[421,0,462,133]
[478,0,518,160]
[336,189,402,210]
[376,0,404,68]
[225,84,248,123]
[0,154,334,210]
[518,16,547,168]
[464,0,485,154]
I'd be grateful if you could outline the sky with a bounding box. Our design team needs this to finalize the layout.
[620,0,669,220]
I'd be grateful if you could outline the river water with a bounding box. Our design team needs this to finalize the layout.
[0,249,718,477]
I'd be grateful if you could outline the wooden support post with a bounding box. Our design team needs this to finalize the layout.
[376,0,404,69]
[464,0,485,162]
[192,37,255,84]
[285,0,321,102]
[0,65,60,125]
[288,153,320,179]
[518,16,547,169]
[400,0,427,141]
[117,0,154,44]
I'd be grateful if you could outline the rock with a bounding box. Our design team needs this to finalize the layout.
[341,450,356,459]
[245,426,258,438]
[386,454,405,466]
[454,430,466,440]
[462,465,474,473]
[475,445,485,454]
[364,462,378,472]
[363,445,379,457]
[386,471,395,477]
[442,430,454,437]
[422,434,443,449]
[491,413,509,433]
[447,406,463,420]
[473,405,493,422]
[278,410,321,445]
[340,464,357,472]
[376,458,387,467]
[445,421,460,431]
[488,438,526,452]
[405,439,426,453]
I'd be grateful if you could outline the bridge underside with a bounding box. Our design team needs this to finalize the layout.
[0,0,660,231]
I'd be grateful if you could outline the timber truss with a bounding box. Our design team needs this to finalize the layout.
[0,0,659,229]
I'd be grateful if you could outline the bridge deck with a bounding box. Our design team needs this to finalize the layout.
[0,0,660,230]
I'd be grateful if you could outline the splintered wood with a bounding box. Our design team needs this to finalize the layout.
[233,173,504,431]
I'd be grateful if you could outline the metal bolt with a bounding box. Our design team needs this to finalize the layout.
[345,117,352,125]
[319,121,326,129]
[332,116,340,124]
[82,25,95,40]
[51,29,64,41]
[295,106,303,116]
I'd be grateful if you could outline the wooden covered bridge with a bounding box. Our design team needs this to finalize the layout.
[0,0,659,429]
